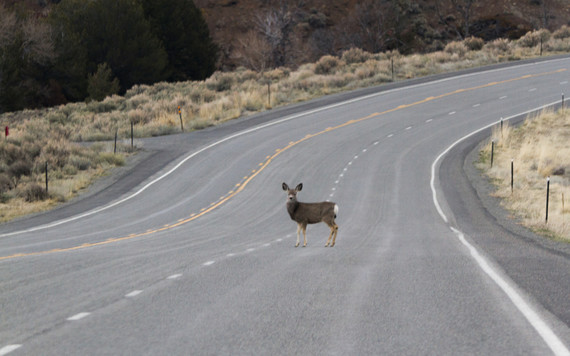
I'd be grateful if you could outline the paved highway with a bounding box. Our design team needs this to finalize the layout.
[1,57,570,355]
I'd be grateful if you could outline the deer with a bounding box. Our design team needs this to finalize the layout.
[282,182,339,247]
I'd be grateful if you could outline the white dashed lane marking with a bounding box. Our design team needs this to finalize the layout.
[125,290,142,298]
[0,345,22,356]
[67,312,90,321]
[167,274,182,280]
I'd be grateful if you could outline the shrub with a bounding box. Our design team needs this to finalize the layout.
[0,173,13,194]
[98,152,125,166]
[22,184,48,202]
[444,41,468,56]
[553,25,570,39]
[518,29,551,48]
[69,155,91,171]
[8,160,32,183]
[206,72,234,92]
[341,48,372,64]
[315,55,343,75]
[464,36,484,51]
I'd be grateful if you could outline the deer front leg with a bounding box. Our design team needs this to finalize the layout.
[302,223,308,247]
[295,224,301,247]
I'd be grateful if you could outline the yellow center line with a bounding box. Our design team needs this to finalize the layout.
[1,68,565,261]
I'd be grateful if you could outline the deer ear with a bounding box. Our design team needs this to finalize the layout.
[282,183,289,191]
[296,183,303,191]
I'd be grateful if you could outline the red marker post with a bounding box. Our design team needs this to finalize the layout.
[4,126,8,138]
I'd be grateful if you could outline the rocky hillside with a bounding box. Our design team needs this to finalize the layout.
[195,0,570,69]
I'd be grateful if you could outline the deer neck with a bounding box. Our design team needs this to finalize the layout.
[286,200,299,219]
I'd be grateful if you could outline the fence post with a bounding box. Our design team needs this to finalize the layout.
[114,129,118,154]
[45,162,48,194]
[178,105,184,132]
[546,177,550,223]
[511,159,514,194]
[131,121,134,149]
[562,93,565,110]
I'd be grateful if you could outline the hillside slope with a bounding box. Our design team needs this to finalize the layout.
[196,0,570,69]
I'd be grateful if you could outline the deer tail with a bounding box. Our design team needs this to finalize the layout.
[334,204,339,218]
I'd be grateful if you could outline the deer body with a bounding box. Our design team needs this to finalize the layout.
[283,183,339,247]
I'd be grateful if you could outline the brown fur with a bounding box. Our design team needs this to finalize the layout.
[282,182,339,247]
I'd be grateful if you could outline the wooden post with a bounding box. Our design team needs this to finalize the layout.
[178,106,184,132]
[546,177,550,223]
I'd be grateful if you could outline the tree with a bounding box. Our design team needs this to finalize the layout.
[50,0,168,97]
[254,4,296,68]
[87,63,120,101]
[0,5,57,112]
[435,0,475,39]
[139,0,218,81]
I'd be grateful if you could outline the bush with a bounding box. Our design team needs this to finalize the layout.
[464,36,484,51]
[205,72,234,92]
[444,41,468,56]
[341,48,372,64]
[315,55,343,75]
[553,25,570,39]
[22,184,48,202]
[0,173,13,194]
[8,160,32,183]
[98,152,125,166]
[518,29,551,47]
[484,38,510,52]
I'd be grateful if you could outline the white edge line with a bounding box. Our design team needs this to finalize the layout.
[431,100,570,356]
[0,345,22,356]
[2,58,567,238]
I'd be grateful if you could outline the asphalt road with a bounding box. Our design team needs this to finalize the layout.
[1,57,570,355]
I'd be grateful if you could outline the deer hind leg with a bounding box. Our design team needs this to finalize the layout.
[330,222,339,247]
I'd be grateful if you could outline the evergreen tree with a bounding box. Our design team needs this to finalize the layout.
[87,63,120,101]
[139,0,218,81]
[50,0,168,98]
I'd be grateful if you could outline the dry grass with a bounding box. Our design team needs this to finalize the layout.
[478,109,570,242]
[1,28,569,223]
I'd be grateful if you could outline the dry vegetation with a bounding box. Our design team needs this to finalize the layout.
[478,108,570,242]
[1,27,570,223]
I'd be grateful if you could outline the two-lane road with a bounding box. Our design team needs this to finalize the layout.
[1,57,570,355]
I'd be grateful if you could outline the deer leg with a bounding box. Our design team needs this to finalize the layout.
[295,224,302,247]
[325,224,334,247]
[302,223,308,247]
[330,223,339,247]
